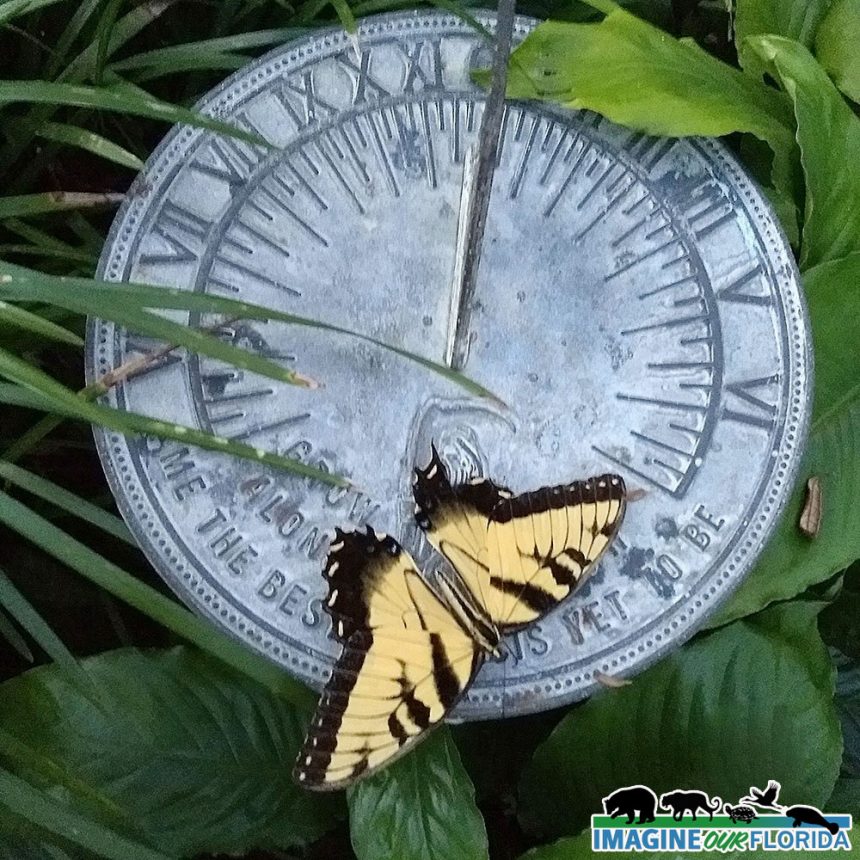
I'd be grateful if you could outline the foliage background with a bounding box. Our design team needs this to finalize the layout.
[0,0,859,857]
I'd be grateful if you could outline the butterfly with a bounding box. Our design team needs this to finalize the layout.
[293,447,627,790]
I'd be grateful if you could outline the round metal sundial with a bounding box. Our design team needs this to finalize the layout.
[87,10,811,719]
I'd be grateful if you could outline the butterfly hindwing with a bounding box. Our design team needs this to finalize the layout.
[486,475,626,628]
[294,528,481,790]
[415,456,626,631]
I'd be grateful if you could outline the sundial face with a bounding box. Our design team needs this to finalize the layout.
[87,11,811,719]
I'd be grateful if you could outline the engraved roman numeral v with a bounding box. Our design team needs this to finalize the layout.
[721,374,780,430]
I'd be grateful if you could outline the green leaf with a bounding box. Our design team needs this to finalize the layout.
[0,768,170,860]
[0,301,83,346]
[36,121,144,171]
[518,602,841,838]
[347,727,489,860]
[815,0,860,102]
[0,81,272,150]
[0,605,33,662]
[0,0,64,25]
[0,566,81,677]
[0,191,123,219]
[0,488,316,710]
[711,254,860,626]
[0,460,134,544]
[734,0,834,67]
[836,653,860,778]
[0,262,499,401]
[747,35,860,268]
[37,290,317,389]
[0,647,342,855]
[501,5,797,208]
[0,350,344,486]
[829,777,860,815]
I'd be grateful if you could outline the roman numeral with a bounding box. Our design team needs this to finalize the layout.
[673,177,735,239]
[336,49,393,104]
[717,263,772,306]
[140,199,213,265]
[191,114,266,186]
[274,70,340,130]
[398,39,444,93]
[721,375,780,430]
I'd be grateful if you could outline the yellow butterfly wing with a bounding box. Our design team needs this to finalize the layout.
[294,527,481,791]
[414,454,626,631]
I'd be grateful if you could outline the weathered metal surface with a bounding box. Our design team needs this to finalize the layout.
[87,11,812,719]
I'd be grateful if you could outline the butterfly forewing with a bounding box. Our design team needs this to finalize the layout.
[415,456,627,631]
[294,528,481,790]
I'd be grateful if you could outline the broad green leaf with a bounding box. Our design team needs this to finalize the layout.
[0,301,83,346]
[0,489,317,710]
[0,81,272,150]
[501,4,796,208]
[0,768,170,860]
[711,254,860,626]
[0,647,342,855]
[0,262,498,401]
[836,653,860,778]
[747,35,860,268]
[0,191,123,219]
[518,602,841,838]
[820,567,860,658]
[815,0,860,102]
[36,122,144,170]
[348,727,489,860]
[829,778,860,815]
[734,0,833,67]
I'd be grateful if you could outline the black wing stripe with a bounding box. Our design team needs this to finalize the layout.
[489,575,556,614]
[430,632,461,709]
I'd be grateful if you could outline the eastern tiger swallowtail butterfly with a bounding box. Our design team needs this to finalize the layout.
[294,448,627,789]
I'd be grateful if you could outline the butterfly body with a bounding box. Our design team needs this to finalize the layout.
[293,449,627,790]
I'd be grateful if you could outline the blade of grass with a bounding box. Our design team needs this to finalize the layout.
[4,219,95,258]
[0,461,133,544]
[23,291,318,388]
[0,0,176,177]
[0,81,273,149]
[0,245,95,263]
[65,213,106,255]
[0,489,316,708]
[0,0,64,25]
[0,768,171,860]
[127,53,249,83]
[0,192,123,219]
[0,606,34,663]
[36,121,144,170]
[108,28,310,72]
[94,0,124,86]
[0,567,81,674]
[0,302,83,346]
[0,265,500,401]
[0,376,348,486]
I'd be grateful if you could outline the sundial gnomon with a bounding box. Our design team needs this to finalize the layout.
[87,11,811,719]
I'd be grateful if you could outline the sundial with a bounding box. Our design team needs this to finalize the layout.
[86,10,811,719]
